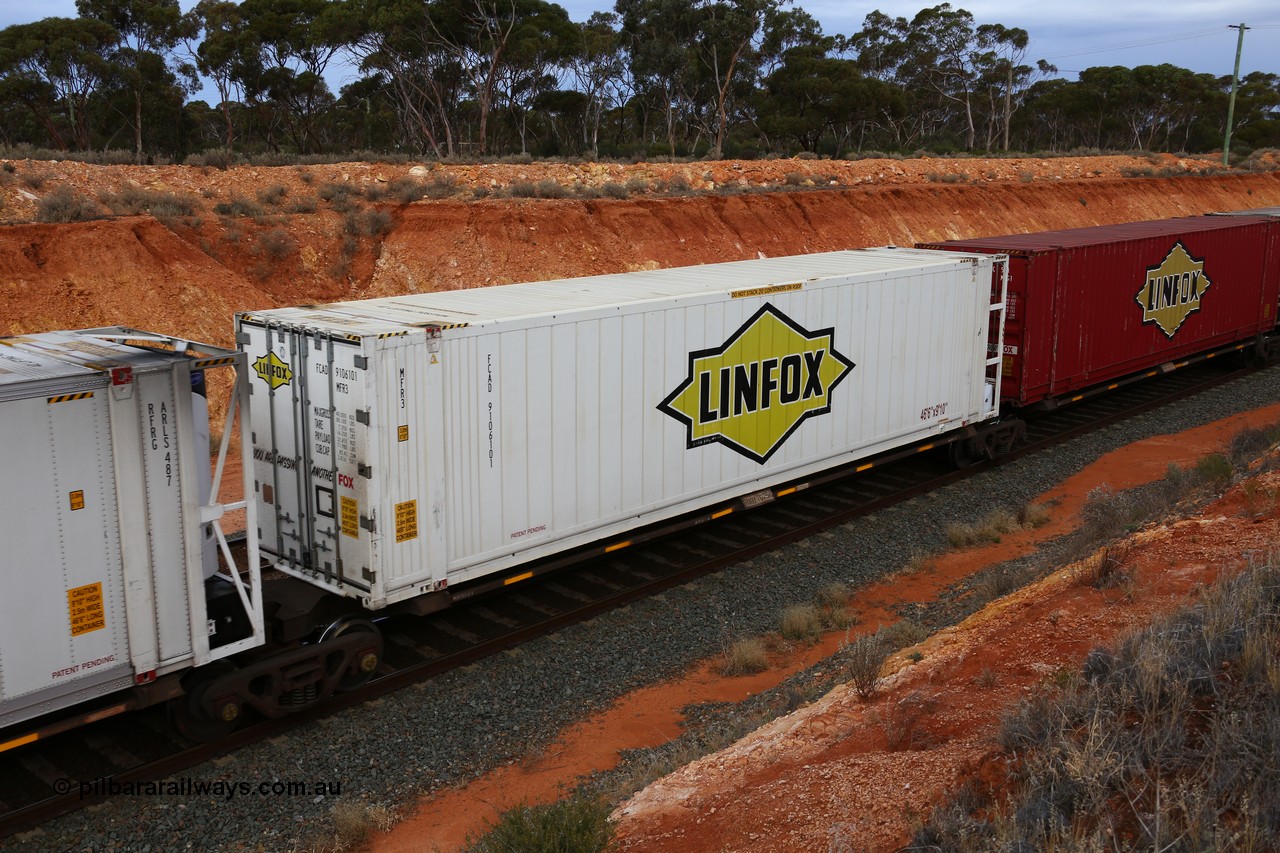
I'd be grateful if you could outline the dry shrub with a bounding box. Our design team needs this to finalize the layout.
[257,227,296,261]
[843,634,889,698]
[780,603,823,643]
[917,555,1280,850]
[256,184,288,206]
[36,187,105,222]
[213,196,264,218]
[602,182,629,199]
[881,690,938,750]
[1240,479,1277,519]
[722,637,768,676]
[1071,542,1134,589]
[100,186,198,218]
[465,798,613,853]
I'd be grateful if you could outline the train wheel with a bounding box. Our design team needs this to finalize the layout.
[171,662,242,742]
[948,437,983,468]
[319,617,383,692]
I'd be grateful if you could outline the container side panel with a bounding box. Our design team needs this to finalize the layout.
[135,372,193,664]
[438,260,993,582]
[0,392,129,707]
[551,324,578,532]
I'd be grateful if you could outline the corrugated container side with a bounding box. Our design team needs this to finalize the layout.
[921,217,1280,406]
[435,262,994,589]
[242,251,1004,608]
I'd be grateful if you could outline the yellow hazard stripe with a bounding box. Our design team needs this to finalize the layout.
[193,356,236,368]
[438,323,470,330]
[48,392,94,404]
[0,732,37,753]
[377,331,409,339]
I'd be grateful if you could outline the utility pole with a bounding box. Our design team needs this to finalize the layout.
[1223,23,1249,166]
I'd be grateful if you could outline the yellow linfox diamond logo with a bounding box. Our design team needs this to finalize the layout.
[658,303,854,464]
[253,351,294,389]
[1136,241,1211,338]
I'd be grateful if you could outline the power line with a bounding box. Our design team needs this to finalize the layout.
[1039,28,1229,60]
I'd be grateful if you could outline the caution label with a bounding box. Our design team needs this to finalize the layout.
[395,500,418,543]
[398,425,409,442]
[340,496,359,538]
[67,582,106,636]
[69,490,85,511]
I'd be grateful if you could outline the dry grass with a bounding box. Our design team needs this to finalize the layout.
[914,554,1280,850]
[946,504,1047,547]
[722,637,769,676]
[308,801,395,852]
[780,604,824,644]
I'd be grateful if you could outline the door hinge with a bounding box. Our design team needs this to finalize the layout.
[358,463,372,478]
[360,515,376,533]
[356,409,370,425]
[353,356,368,369]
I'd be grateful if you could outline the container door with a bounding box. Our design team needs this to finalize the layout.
[298,334,372,593]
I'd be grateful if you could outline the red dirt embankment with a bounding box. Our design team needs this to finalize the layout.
[369,173,1280,295]
[1,160,1279,346]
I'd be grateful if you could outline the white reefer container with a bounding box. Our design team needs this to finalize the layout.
[0,329,261,737]
[238,248,1005,610]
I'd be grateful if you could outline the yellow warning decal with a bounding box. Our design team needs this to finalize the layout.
[69,490,85,511]
[340,497,359,538]
[398,425,409,442]
[48,392,94,404]
[68,582,106,637]
[395,500,418,543]
[731,282,802,300]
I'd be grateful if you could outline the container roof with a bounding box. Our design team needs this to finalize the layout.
[1212,207,1280,217]
[0,331,181,387]
[241,247,986,335]
[922,214,1273,253]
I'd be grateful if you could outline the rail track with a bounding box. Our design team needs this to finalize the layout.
[0,357,1257,839]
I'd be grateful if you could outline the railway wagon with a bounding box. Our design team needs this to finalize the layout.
[919,216,1280,407]
[238,248,1007,612]
[0,330,263,738]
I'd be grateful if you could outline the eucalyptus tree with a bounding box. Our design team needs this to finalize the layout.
[0,17,118,150]
[186,0,256,148]
[76,0,196,161]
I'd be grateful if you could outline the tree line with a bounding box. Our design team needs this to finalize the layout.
[1,0,1277,162]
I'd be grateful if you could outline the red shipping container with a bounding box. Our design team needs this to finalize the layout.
[920,216,1280,407]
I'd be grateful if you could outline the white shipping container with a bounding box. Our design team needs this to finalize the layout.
[0,330,261,733]
[239,248,1004,610]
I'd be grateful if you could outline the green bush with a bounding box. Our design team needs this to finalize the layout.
[464,798,613,853]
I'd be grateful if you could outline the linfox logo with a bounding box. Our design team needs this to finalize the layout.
[253,351,294,389]
[1136,241,1212,338]
[658,303,854,464]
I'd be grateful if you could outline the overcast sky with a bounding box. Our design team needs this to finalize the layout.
[2,0,1277,101]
